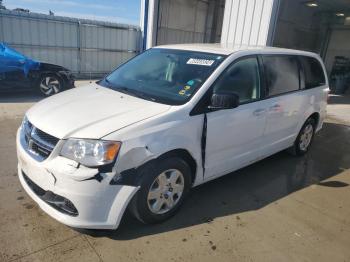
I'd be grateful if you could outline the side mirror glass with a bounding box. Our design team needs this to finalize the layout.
[209,92,239,110]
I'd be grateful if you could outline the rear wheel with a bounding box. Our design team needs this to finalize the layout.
[290,118,316,156]
[38,74,63,96]
[129,157,191,224]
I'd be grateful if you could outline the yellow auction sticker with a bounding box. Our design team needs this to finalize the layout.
[178,90,186,95]
[184,85,191,90]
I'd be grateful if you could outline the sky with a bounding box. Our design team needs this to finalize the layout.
[3,0,141,25]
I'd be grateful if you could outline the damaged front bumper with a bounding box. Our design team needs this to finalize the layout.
[16,128,139,229]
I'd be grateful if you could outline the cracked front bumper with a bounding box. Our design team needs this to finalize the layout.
[16,128,139,229]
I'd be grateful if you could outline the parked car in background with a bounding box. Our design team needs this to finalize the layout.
[0,43,74,96]
[17,44,329,229]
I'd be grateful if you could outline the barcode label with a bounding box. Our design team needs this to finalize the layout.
[187,58,215,66]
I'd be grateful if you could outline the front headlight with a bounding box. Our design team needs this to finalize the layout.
[21,115,32,134]
[60,139,121,167]
[21,115,28,126]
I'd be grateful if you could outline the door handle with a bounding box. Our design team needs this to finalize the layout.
[253,108,266,116]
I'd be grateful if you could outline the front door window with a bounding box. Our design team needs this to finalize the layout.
[212,57,261,104]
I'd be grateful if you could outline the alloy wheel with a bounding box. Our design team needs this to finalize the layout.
[147,169,185,215]
[299,123,314,151]
[40,76,61,96]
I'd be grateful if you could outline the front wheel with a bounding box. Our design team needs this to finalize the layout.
[38,74,63,96]
[129,157,192,224]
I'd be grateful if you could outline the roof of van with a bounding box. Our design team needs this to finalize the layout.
[155,43,319,57]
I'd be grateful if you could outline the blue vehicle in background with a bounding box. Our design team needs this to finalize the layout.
[0,43,74,96]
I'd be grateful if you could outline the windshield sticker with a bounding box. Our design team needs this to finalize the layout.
[184,85,191,90]
[178,90,186,95]
[187,80,194,85]
[187,58,215,66]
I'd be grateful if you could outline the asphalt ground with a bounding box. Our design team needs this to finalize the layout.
[0,83,349,262]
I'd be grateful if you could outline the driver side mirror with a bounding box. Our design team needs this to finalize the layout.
[209,92,239,110]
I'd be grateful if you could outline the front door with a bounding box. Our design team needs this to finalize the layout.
[204,56,268,179]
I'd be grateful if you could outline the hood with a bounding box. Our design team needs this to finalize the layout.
[27,84,171,139]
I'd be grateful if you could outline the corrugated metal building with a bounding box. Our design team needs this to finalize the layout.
[141,0,277,48]
[2,0,349,78]
[142,0,350,73]
[0,9,142,78]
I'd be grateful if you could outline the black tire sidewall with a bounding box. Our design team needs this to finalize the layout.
[294,118,316,155]
[130,157,192,224]
[37,74,63,96]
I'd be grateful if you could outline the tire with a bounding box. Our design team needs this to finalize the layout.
[38,74,63,96]
[129,157,192,224]
[289,118,316,156]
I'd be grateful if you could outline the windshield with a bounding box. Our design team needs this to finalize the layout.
[99,48,226,105]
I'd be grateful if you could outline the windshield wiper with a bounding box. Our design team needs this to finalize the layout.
[102,78,114,88]
[102,79,158,103]
[114,85,158,103]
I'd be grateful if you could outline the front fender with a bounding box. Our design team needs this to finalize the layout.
[104,115,204,185]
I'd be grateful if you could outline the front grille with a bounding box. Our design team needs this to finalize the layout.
[22,171,78,217]
[21,119,59,161]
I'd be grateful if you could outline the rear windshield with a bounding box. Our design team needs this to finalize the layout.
[98,48,226,105]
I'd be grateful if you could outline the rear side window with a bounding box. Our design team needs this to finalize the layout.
[262,56,300,97]
[299,56,325,89]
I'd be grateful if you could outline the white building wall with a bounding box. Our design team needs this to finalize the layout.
[221,0,276,46]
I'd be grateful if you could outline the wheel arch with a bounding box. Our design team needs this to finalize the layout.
[39,71,63,82]
[297,109,321,135]
[156,149,197,185]
[308,112,320,128]
[115,148,198,187]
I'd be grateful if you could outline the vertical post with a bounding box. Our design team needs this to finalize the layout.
[210,0,221,43]
[140,0,159,49]
[0,11,5,42]
[77,21,82,76]
[193,0,198,42]
[266,0,280,46]
[140,0,148,51]
[320,28,332,60]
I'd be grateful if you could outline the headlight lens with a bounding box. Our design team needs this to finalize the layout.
[21,115,27,126]
[21,115,32,134]
[60,139,121,167]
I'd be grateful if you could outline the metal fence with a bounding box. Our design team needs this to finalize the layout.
[0,9,142,78]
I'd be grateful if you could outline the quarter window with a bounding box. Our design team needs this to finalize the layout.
[299,56,325,89]
[263,56,300,96]
[212,57,261,103]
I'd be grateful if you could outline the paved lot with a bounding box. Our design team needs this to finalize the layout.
[0,84,350,262]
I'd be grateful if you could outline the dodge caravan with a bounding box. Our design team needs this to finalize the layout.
[17,44,329,229]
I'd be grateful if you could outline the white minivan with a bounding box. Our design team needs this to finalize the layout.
[17,44,329,229]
